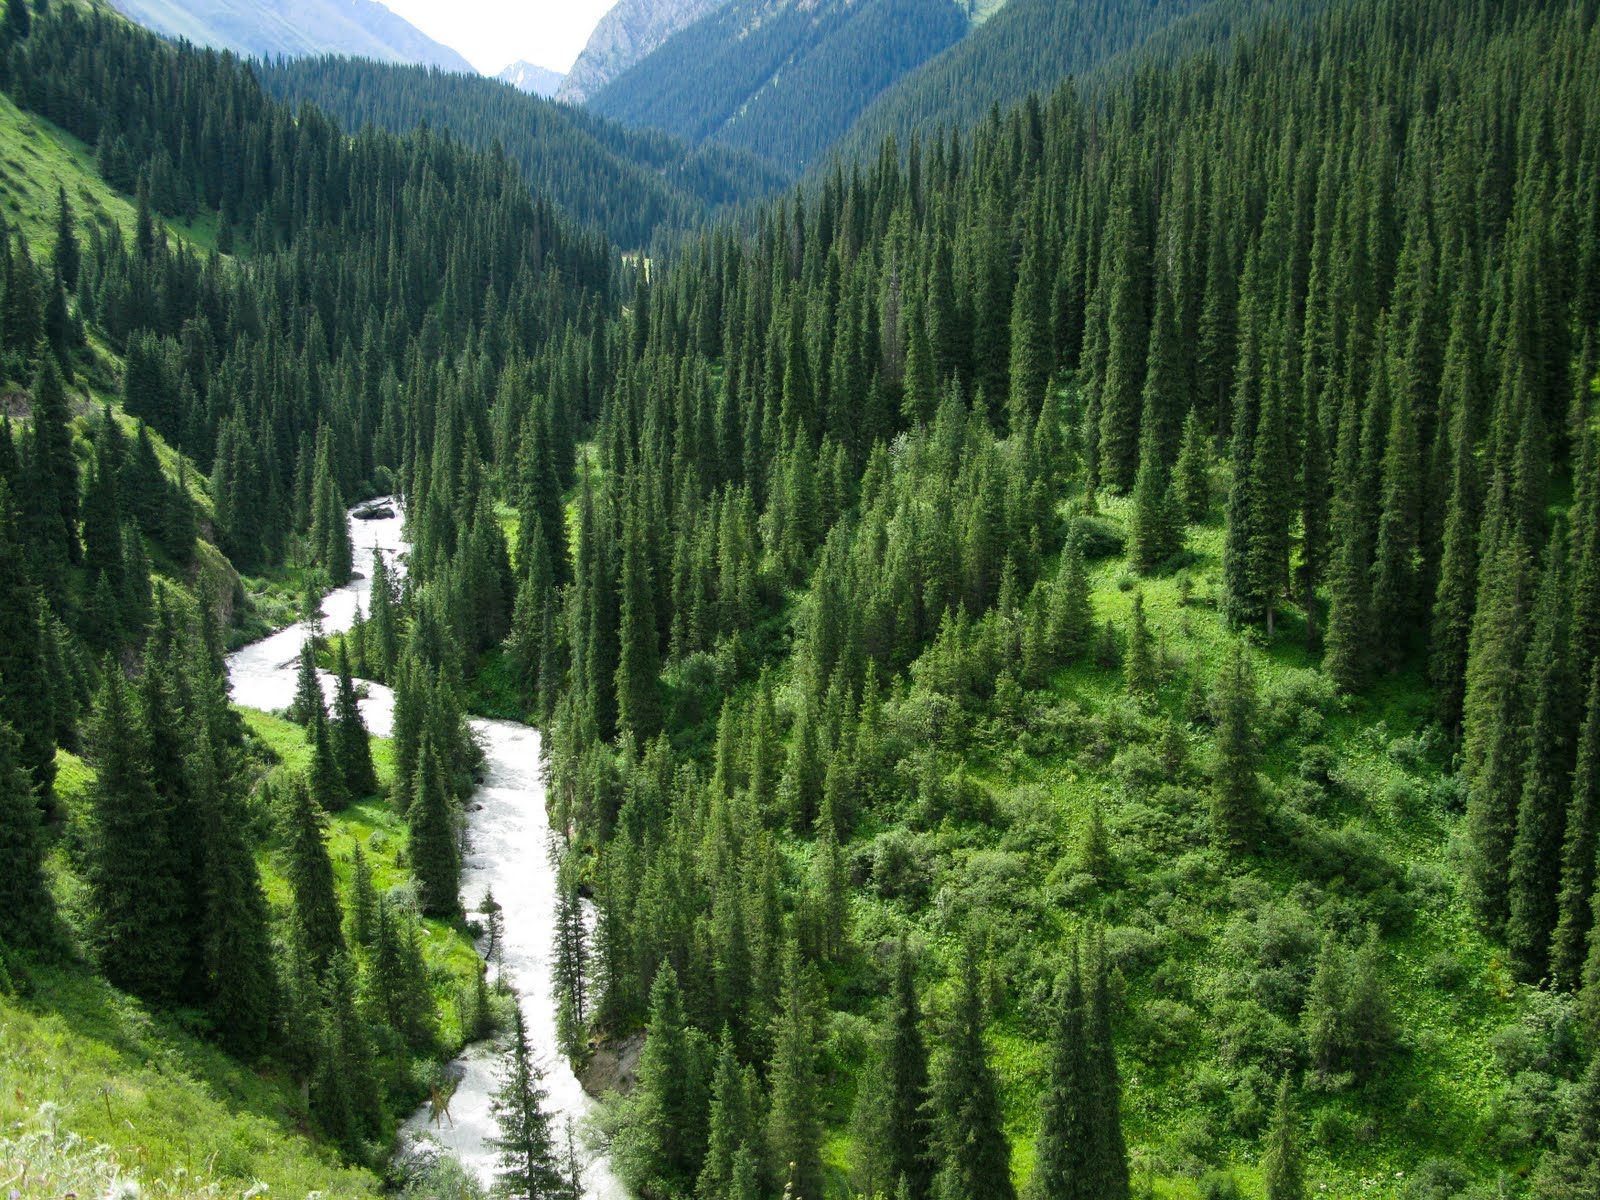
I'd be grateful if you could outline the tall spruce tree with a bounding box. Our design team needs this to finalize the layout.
[491,1007,564,1198]
[1210,642,1262,854]
[332,640,378,798]
[1506,522,1577,982]
[281,774,345,974]
[930,940,1016,1200]
[766,942,826,1200]
[82,668,187,1003]
[1551,666,1600,991]
[409,734,461,917]
[0,712,49,946]
[0,485,53,797]
[1262,1077,1305,1200]
[1028,947,1091,1200]
[853,939,933,1200]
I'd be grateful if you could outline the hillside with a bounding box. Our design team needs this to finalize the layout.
[827,0,1276,168]
[587,0,969,172]
[110,0,474,71]
[258,56,788,248]
[452,0,1598,1193]
[557,0,734,104]
[497,59,564,97]
[0,3,605,1194]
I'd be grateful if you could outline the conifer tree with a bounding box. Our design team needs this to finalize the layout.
[623,966,708,1193]
[491,1006,564,1197]
[1125,592,1156,699]
[347,839,378,948]
[1429,400,1479,734]
[282,774,345,974]
[315,949,382,1151]
[290,640,324,726]
[615,493,662,740]
[854,939,933,1200]
[1028,948,1090,1200]
[0,712,49,946]
[553,860,589,1059]
[332,640,378,798]
[1552,667,1600,991]
[409,735,461,917]
[1082,934,1129,1195]
[52,184,78,292]
[1173,409,1212,523]
[1262,1077,1305,1200]
[0,485,54,796]
[699,1028,763,1200]
[766,942,826,1200]
[192,726,277,1055]
[1506,523,1577,982]
[21,357,78,613]
[930,940,1016,1200]
[1371,375,1423,659]
[1527,1047,1600,1199]
[1049,530,1092,663]
[1463,532,1538,933]
[1209,642,1261,854]
[83,669,187,1003]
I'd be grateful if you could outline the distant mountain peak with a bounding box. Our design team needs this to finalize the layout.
[557,0,736,104]
[497,60,565,98]
[110,0,476,73]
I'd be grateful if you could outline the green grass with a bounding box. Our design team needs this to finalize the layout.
[19,705,484,1195]
[813,485,1539,1198]
[1,964,381,1197]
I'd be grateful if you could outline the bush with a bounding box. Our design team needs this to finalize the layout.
[1403,1159,1472,1200]
[1198,1169,1242,1200]
[1071,513,1125,559]
[869,827,933,905]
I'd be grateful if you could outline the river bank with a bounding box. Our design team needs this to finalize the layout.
[225,499,622,1198]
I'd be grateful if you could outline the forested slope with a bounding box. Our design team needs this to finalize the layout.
[0,1,609,1191]
[361,0,1600,1193]
[830,0,1327,173]
[259,57,788,250]
[586,0,969,173]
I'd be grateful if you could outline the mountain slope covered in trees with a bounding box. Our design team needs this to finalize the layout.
[0,0,606,1191]
[586,0,971,173]
[558,0,735,105]
[111,0,475,71]
[360,0,1598,1193]
[258,56,788,249]
[6,0,1600,1195]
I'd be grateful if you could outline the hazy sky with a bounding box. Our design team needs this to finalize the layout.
[380,0,620,76]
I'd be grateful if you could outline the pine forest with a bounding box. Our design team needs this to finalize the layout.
[0,0,1598,1197]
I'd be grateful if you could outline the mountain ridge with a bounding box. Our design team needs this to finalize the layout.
[109,0,475,72]
[557,0,735,104]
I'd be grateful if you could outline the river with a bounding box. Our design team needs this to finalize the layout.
[225,499,624,1198]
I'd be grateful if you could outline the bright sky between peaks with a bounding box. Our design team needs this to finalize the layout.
[380,0,621,75]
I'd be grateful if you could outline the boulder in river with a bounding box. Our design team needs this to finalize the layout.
[353,501,396,520]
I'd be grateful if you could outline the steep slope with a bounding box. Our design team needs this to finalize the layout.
[587,0,968,172]
[831,0,1326,166]
[557,0,733,104]
[259,57,788,247]
[497,59,564,97]
[110,0,475,71]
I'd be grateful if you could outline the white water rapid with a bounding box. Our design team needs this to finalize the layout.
[224,499,623,1198]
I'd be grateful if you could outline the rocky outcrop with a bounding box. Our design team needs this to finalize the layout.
[556,0,734,104]
[577,1032,645,1098]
